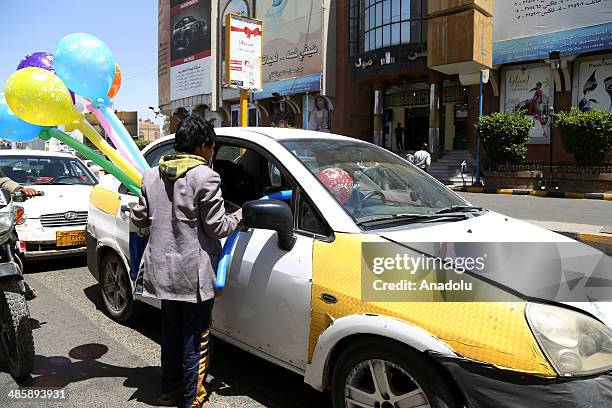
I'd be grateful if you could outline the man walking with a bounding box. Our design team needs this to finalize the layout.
[412,143,431,173]
[131,116,242,408]
[393,122,404,151]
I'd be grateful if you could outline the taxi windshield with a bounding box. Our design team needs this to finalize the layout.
[280,138,469,224]
[0,156,97,186]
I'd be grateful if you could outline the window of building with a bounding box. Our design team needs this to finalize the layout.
[351,0,426,55]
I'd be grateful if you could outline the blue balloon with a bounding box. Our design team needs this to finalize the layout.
[0,94,41,142]
[54,33,115,104]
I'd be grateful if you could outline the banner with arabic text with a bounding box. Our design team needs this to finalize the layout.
[255,0,322,99]
[493,0,612,65]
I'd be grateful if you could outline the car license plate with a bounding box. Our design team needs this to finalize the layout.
[56,230,86,247]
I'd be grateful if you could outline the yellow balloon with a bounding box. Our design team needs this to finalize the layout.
[4,67,76,126]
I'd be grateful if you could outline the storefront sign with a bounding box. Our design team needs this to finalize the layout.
[494,1,612,65]
[501,66,554,145]
[225,14,263,91]
[255,0,322,100]
[573,55,612,112]
[169,0,212,100]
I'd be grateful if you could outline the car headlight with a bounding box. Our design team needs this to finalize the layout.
[526,303,612,377]
[0,211,15,232]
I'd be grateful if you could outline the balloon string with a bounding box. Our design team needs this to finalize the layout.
[86,104,142,173]
[98,106,150,172]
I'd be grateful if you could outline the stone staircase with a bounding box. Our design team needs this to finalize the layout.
[428,150,476,185]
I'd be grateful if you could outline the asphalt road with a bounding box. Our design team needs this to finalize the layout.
[0,257,329,408]
[458,192,612,228]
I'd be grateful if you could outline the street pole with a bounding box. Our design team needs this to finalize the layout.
[474,70,484,186]
[548,106,554,189]
[305,92,309,130]
[240,89,249,127]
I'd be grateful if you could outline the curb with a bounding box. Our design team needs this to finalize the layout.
[554,231,612,255]
[449,186,612,200]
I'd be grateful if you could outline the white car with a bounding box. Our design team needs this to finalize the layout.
[0,150,98,259]
[87,128,612,408]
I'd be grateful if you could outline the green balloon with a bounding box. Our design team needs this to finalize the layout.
[39,128,141,195]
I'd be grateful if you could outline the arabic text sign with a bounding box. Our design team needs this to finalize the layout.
[493,0,612,64]
[169,0,211,100]
[226,14,263,91]
[256,0,322,85]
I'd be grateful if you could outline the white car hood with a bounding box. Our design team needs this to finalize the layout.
[21,184,93,218]
[375,211,612,327]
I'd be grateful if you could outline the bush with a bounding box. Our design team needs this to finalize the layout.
[476,111,532,164]
[555,108,612,165]
[135,139,151,150]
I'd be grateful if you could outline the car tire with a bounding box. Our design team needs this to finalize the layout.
[331,337,462,408]
[99,251,139,322]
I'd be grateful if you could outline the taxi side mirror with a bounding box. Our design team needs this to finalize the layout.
[242,200,296,251]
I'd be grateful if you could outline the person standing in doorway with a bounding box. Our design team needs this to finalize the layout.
[413,143,431,173]
[131,116,243,408]
[394,123,404,151]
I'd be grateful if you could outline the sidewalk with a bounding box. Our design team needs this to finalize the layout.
[525,220,612,255]
[450,186,612,200]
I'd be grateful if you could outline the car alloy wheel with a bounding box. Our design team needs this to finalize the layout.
[345,359,431,408]
[102,257,128,313]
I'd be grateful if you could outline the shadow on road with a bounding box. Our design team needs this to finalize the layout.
[9,343,163,406]
[81,284,330,407]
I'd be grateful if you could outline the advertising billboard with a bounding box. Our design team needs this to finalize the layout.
[169,0,212,100]
[225,14,263,91]
[493,1,612,65]
[158,0,171,107]
[573,55,612,112]
[501,66,553,145]
[255,0,322,100]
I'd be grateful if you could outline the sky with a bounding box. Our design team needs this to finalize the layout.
[0,0,162,126]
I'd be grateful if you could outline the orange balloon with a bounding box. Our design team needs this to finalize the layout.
[107,64,121,98]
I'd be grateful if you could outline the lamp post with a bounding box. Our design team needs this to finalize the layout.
[473,70,484,187]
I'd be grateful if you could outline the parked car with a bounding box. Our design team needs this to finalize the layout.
[0,150,98,259]
[172,15,207,49]
[86,128,612,408]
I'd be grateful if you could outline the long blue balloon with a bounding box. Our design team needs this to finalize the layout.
[216,190,293,289]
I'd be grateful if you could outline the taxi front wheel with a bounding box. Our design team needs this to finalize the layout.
[331,337,462,408]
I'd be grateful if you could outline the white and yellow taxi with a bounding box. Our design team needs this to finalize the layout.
[87,128,612,408]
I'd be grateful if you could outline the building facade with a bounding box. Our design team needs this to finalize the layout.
[138,119,162,142]
[158,1,612,164]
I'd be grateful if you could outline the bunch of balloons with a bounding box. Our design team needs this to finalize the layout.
[0,33,150,195]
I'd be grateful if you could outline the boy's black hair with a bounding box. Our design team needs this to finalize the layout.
[174,116,216,153]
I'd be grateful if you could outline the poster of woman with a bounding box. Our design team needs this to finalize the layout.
[305,95,331,132]
[574,58,612,112]
[503,66,553,144]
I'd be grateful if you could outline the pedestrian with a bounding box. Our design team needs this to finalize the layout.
[131,116,243,408]
[412,143,431,172]
[393,122,404,151]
